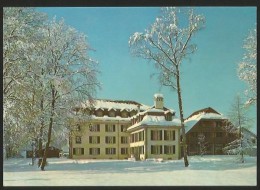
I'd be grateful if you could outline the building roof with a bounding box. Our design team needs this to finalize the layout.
[127,115,181,131]
[80,99,150,112]
[184,108,227,133]
[186,107,221,120]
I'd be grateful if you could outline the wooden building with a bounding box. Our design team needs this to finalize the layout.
[26,146,61,158]
[184,107,238,155]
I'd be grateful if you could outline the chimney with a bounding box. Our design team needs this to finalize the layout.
[154,93,164,109]
[137,105,140,113]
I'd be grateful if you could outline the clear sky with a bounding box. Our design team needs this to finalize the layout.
[38,7,256,132]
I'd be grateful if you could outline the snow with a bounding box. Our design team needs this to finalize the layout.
[81,99,150,112]
[184,112,228,133]
[154,93,163,98]
[3,155,256,186]
[128,115,182,131]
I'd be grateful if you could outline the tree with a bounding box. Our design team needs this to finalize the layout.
[38,18,100,170]
[197,133,207,157]
[223,95,254,163]
[3,7,47,159]
[129,7,205,167]
[238,28,257,106]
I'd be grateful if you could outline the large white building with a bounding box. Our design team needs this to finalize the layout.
[69,94,182,160]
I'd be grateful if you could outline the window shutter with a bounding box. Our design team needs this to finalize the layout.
[113,125,115,132]
[105,136,108,143]
[113,136,116,144]
[81,148,84,155]
[105,125,108,132]
[160,146,162,154]
[98,136,100,143]
[151,131,154,140]
[90,148,92,155]
[173,146,175,154]
[89,136,92,143]
[73,148,76,155]
[173,131,175,140]
[160,130,162,140]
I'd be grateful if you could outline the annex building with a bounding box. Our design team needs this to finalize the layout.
[68,94,252,160]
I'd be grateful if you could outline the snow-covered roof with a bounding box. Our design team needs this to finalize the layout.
[127,115,181,131]
[89,115,131,122]
[184,112,228,133]
[83,99,150,112]
[154,93,163,98]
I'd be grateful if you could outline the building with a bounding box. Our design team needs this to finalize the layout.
[69,94,181,160]
[127,94,181,160]
[26,146,61,158]
[184,107,238,155]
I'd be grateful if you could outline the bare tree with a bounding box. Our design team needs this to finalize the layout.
[129,7,205,167]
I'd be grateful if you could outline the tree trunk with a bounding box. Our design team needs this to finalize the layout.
[40,87,55,171]
[176,67,189,167]
[38,98,44,159]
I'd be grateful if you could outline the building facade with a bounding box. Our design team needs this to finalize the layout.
[184,107,238,155]
[69,97,250,159]
[69,94,182,160]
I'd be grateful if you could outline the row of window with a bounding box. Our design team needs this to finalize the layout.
[83,124,128,132]
[73,148,128,155]
[76,136,129,144]
[95,110,137,118]
[189,132,234,138]
[151,145,176,155]
[151,130,176,141]
[73,145,176,156]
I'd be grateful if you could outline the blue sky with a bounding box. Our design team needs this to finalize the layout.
[38,7,256,132]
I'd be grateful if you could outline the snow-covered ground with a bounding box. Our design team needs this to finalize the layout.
[3,155,256,186]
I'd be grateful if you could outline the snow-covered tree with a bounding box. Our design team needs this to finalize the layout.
[38,18,100,170]
[223,95,254,163]
[129,7,205,167]
[3,7,48,159]
[238,28,257,106]
[197,133,207,157]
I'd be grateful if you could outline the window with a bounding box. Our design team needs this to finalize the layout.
[216,132,223,137]
[89,148,100,155]
[121,111,128,118]
[76,124,81,131]
[121,136,128,144]
[164,145,176,154]
[164,130,175,141]
[105,124,116,132]
[151,145,162,154]
[121,125,127,132]
[75,136,81,144]
[89,124,100,132]
[139,146,144,154]
[89,136,100,144]
[165,114,172,121]
[138,131,144,141]
[96,110,103,117]
[190,132,197,138]
[121,148,128,155]
[151,130,162,140]
[73,148,84,155]
[105,136,116,144]
[106,148,116,155]
[109,110,116,117]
